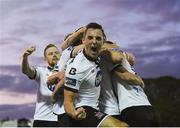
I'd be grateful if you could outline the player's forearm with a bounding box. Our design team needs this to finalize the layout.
[54,78,65,95]
[61,28,84,51]
[111,51,124,64]
[47,72,59,85]
[71,44,85,58]
[100,50,123,64]
[114,71,144,87]
[65,103,77,119]
[61,40,70,51]
[21,56,35,78]
[51,78,65,103]
[64,89,77,118]
[48,71,65,85]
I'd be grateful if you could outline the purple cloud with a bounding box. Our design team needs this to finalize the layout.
[89,0,180,22]
[123,35,180,78]
[0,65,36,94]
[0,103,35,120]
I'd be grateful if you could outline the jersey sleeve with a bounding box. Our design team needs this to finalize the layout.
[27,66,38,80]
[57,46,74,71]
[64,59,85,93]
[33,66,41,81]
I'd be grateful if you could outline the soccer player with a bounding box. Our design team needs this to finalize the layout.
[47,25,132,127]
[63,22,128,127]
[46,27,86,127]
[99,47,159,126]
[113,49,159,126]
[21,44,61,127]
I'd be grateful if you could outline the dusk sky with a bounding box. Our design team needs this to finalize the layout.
[0,0,180,119]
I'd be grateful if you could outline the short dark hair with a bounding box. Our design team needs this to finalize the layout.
[84,22,106,41]
[44,44,58,57]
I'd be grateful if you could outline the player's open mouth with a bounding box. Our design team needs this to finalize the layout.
[91,46,98,52]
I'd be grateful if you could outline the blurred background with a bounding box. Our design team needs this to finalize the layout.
[0,0,180,126]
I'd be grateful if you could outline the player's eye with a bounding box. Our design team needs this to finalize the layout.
[88,36,93,40]
[96,37,102,41]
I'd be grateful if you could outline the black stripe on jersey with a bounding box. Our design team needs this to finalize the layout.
[70,47,75,58]
[95,57,100,68]
[47,66,54,71]
[64,86,78,93]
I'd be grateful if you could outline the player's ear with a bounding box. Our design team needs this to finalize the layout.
[82,38,86,44]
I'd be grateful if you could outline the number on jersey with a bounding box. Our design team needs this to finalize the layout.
[69,68,77,75]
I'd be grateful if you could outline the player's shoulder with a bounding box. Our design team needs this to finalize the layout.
[66,51,90,73]
[36,66,46,70]
[35,66,48,73]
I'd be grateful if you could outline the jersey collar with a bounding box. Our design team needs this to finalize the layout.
[47,66,54,71]
[83,49,98,62]
[48,65,59,71]
[83,49,100,68]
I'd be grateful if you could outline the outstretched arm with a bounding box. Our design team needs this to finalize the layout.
[61,27,86,51]
[21,46,36,78]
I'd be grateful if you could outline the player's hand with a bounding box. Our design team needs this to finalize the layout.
[75,107,86,120]
[135,75,145,88]
[101,41,118,51]
[139,78,145,88]
[125,52,135,66]
[23,46,36,57]
[57,71,65,80]
[47,71,64,85]
[47,72,59,85]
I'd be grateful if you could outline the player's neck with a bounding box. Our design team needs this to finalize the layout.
[83,49,97,62]
[47,64,56,71]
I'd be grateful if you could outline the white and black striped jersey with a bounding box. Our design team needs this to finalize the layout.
[65,50,101,109]
[112,48,151,113]
[31,66,58,121]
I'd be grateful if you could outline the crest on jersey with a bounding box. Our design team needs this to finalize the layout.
[95,111,105,119]
[47,84,55,92]
[95,71,102,87]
